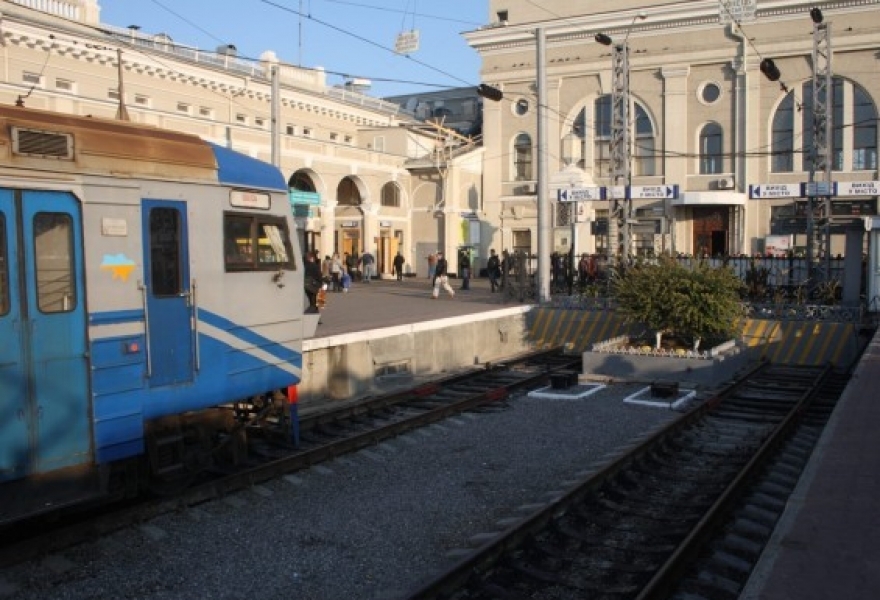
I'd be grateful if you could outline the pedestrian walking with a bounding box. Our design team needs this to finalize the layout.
[487,249,501,292]
[345,252,358,281]
[360,250,375,282]
[393,251,406,281]
[427,251,438,283]
[459,251,470,290]
[431,251,455,299]
[330,253,343,292]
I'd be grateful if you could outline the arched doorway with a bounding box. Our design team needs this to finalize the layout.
[336,177,363,270]
[289,170,320,255]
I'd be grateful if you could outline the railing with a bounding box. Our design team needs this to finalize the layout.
[496,251,871,319]
[26,17,405,117]
[10,0,85,22]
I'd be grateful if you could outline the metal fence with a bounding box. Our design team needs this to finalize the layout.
[497,251,872,320]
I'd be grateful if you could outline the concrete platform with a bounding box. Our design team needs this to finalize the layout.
[300,276,533,402]
[306,275,508,338]
[741,325,880,599]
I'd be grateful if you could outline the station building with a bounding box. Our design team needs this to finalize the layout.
[464,0,880,259]
[4,0,878,273]
[0,0,484,277]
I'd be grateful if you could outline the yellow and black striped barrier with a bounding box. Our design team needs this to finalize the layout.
[527,307,863,368]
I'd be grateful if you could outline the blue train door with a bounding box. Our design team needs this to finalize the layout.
[141,200,194,387]
[0,189,91,479]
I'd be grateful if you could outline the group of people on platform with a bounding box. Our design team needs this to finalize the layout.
[305,247,603,312]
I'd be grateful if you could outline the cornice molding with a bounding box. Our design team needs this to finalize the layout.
[466,0,880,54]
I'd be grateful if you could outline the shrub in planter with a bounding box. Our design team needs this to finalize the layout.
[612,256,744,351]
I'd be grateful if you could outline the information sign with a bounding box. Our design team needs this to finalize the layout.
[805,181,836,196]
[629,185,679,200]
[749,183,803,199]
[837,181,880,196]
[557,187,604,202]
[395,30,420,55]
[719,0,757,25]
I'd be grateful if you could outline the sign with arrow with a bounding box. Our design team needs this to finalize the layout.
[629,184,679,199]
[749,183,803,199]
[557,187,605,202]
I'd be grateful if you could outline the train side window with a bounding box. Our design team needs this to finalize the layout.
[224,213,295,272]
[0,213,8,315]
[33,212,76,313]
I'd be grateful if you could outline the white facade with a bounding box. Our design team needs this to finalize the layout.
[0,0,484,276]
[465,0,880,259]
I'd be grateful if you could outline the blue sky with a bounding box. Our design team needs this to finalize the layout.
[99,0,487,98]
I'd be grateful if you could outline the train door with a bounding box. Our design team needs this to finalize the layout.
[141,200,194,387]
[0,189,91,478]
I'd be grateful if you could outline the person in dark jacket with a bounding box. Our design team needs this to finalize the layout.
[487,249,501,292]
[431,252,455,299]
[459,251,471,290]
[393,251,405,281]
[303,251,323,313]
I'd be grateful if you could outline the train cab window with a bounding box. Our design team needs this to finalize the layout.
[0,214,8,315]
[33,213,76,313]
[224,213,295,272]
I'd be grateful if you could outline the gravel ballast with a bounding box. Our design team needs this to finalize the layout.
[1,384,681,600]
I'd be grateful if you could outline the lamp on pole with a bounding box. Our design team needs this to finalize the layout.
[595,12,646,263]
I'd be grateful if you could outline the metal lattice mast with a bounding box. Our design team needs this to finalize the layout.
[608,43,630,260]
[808,19,833,285]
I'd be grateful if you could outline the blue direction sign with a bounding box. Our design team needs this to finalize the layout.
[804,181,836,196]
[557,187,605,202]
[749,183,803,199]
[629,184,679,199]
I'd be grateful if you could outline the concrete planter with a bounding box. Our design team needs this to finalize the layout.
[582,335,748,388]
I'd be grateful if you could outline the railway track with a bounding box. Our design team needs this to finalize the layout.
[0,347,581,568]
[404,362,849,600]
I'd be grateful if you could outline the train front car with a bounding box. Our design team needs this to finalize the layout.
[0,105,311,526]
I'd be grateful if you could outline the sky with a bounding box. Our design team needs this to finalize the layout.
[98,0,487,98]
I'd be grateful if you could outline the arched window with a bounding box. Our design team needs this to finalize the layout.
[803,78,844,171]
[513,133,532,181]
[290,171,316,192]
[634,103,655,177]
[336,177,361,206]
[699,123,724,174]
[771,77,877,172]
[381,182,400,207]
[854,86,878,170]
[771,94,795,172]
[593,95,655,179]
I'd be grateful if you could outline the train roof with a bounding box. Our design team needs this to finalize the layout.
[0,105,286,191]
[209,142,286,192]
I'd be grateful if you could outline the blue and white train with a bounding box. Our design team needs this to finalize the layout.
[0,105,317,525]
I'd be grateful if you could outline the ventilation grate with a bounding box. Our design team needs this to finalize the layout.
[11,127,74,159]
